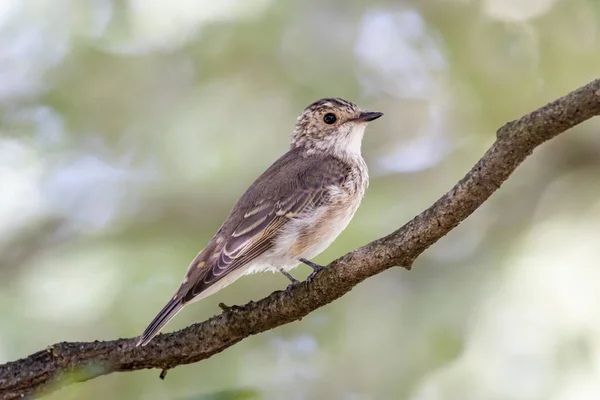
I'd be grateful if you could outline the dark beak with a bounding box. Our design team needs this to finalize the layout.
[356,111,383,122]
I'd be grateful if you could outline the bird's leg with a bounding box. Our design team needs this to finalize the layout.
[279,268,300,293]
[300,258,325,271]
[299,258,325,281]
[279,268,300,284]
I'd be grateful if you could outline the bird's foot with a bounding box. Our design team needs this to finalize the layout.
[278,268,300,294]
[300,258,325,282]
[306,270,321,283]
[218,302,245,312]
[284,281,299,294]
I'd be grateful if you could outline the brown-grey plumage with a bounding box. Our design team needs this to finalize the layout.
[137,98,382,346]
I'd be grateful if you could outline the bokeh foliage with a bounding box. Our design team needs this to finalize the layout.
[1,0,600,399]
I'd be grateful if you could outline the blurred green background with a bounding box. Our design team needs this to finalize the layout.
[1,0,600,399]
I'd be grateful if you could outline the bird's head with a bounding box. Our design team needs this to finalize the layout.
[291,98,383,156]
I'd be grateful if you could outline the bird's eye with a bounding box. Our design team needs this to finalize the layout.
[323,113,337,125]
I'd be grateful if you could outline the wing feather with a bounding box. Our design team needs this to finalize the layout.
[188,188,326,296]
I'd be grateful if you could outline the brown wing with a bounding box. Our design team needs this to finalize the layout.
[184,186,328,300]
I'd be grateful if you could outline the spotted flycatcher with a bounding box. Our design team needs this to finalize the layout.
[137,98,382,346]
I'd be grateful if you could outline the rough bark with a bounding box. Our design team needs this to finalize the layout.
[1,78,600,400]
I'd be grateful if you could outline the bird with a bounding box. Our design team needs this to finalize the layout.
[137,97,383,346]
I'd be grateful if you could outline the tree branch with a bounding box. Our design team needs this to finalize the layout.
[2,79,600,400]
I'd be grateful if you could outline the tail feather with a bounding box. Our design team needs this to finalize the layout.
[137,298,185,346]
